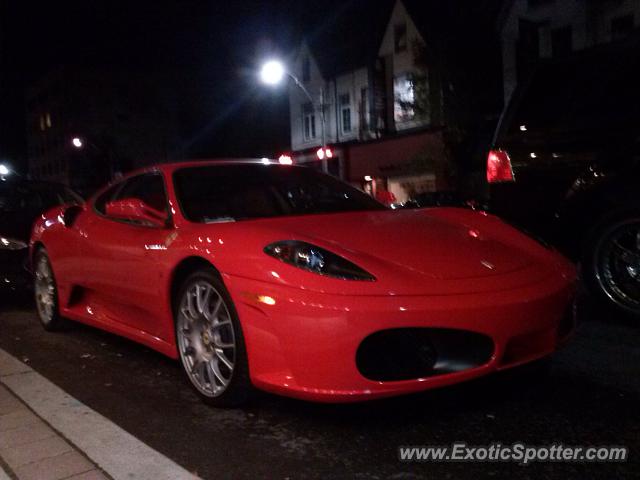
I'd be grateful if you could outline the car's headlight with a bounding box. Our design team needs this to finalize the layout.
[264,241,376,281]
[0,237,28,250]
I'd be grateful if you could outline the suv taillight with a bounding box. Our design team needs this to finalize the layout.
[486,149,515,183]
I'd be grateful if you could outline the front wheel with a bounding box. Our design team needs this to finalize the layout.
[175,269,253,407]
[584,214,640,318]
[34,249,65,331]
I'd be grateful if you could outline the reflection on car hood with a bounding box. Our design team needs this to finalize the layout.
[256,209,534,280]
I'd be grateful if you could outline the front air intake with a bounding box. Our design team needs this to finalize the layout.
[356,328,494,382]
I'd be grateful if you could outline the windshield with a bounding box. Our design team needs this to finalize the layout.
[173,164,385,223]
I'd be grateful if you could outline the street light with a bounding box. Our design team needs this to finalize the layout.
[260,60,285,85]
[0,164,9,176]
[72,137,83,148]
[259,59,327,157]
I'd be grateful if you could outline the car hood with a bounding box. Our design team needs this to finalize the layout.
[194,208,573,296]
[272,209,533,280]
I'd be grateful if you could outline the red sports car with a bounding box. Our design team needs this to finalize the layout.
[30,160,576,406]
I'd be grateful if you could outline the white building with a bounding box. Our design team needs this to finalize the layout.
[500,0,640,102]
[287,0,449,201]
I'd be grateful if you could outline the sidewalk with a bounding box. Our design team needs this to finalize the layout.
[1,383,108,480]
[0,348,198,480]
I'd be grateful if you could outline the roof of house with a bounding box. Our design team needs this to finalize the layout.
[303,0,395,78]
[403,0,503,62]
[302,0,503,79]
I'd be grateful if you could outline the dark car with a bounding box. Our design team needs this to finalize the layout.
[0,178,81,292]
[402,190,488,211]
[487,38,640,317]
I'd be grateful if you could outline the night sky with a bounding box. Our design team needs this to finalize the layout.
[0,0,329,170]
[0,0,501,172]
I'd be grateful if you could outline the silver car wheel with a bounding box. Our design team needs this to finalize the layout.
[34,255,56,324]
[177,281,237,398]
[595,220,640,313]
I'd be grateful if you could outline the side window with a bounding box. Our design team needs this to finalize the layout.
[94,183,122,215]
[114,174,168,214]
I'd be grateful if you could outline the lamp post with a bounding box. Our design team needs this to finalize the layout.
[260,60,328,161]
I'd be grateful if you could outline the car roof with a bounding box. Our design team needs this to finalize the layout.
[126,159,300,177]
[89,159,301,199]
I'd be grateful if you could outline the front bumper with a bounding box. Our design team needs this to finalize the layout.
[225,272,575,403]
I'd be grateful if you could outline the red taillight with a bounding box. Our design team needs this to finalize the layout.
[486,149,515,183]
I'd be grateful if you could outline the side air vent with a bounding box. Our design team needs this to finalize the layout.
[63,205,84,228]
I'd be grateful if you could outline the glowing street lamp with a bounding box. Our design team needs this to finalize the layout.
[71,137,83,148]
[260,60,285,85]
[259,59,327,157]
[0,164,9,176]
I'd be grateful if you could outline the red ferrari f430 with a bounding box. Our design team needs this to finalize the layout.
[30,161,576,406]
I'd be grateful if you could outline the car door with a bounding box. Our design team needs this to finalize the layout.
[81,172,173,337]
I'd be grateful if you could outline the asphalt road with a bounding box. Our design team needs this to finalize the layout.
[0,290,638,479]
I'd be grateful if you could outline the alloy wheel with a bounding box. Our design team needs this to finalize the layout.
[176,281,237,397]
[35,255,56,324]
[595,220,640,313]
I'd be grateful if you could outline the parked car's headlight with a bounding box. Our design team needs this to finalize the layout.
[0,237,28,250]
[264,241,375,281]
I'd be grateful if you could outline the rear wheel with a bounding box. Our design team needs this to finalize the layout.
[584,214,640,318]
[175,269,252,407]
[34,249,65,331]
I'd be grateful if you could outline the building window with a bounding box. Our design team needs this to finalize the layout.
[394,75,415,122]
[611,14,635,41]
[302,102,316,140]
[360,87,369,130]
[551,26,572,57]
[339,93,352,133]
[302,57,311,82]
[394,23,408,53]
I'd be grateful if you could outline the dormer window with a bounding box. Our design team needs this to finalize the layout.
[302,102,316,140]
[339,93,352,133]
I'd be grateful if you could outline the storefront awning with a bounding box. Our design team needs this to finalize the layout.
[346,129,447,182]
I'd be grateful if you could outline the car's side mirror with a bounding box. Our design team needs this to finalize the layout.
[105,198,168,228]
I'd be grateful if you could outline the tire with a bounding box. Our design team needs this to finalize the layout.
[582,213,640,318]
[174,269,253,407]
[33,249,66,331]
